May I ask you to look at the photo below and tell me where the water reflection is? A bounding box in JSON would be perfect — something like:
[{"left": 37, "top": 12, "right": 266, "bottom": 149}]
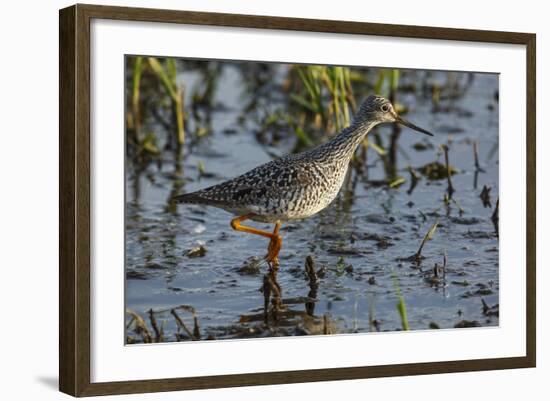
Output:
[{"left": 125, "top": 58, "right": 500, "bottom": 343}]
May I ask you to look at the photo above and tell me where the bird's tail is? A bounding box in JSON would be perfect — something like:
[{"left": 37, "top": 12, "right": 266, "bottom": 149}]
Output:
[
  {"left": 172, "top": 192, "right": 205, "bottom": 204},
  {"left": 172, "top": 191, "right": 227, "bottom": 207}
]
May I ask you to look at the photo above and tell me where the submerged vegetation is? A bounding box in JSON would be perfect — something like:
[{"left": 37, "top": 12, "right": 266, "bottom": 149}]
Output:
[{"left": 125, "top": 57, "right": 500, "bottom": 343}]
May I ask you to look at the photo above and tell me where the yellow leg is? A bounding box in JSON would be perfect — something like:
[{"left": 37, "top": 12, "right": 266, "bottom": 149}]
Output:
[{"left": 230, "top": 215, "right": 283, "bottom": 266}]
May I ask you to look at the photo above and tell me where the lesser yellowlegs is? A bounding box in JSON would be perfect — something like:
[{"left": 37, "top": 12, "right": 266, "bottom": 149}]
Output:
[{"left": 174, "top": 95, "right": 434, "bottom": 266}]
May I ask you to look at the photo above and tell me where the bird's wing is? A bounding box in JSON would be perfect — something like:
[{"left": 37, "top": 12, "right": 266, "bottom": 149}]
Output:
[{"left": 173, "top": 155, "right": 319, "bottom": 206}]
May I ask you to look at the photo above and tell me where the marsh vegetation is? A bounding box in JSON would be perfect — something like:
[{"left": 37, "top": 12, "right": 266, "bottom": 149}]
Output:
[{"left": 124, "top": 56, "right": 499, "bottom": 343}]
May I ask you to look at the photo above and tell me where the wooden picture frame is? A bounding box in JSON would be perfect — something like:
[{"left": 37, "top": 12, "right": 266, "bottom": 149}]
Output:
[{"left": 59, "top": 3, "right": 536, "bottom": 396}]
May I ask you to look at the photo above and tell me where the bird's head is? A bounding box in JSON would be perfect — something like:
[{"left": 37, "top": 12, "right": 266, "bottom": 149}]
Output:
[{"left": 355, "top": 95, "right": 433, "bottom": 136}]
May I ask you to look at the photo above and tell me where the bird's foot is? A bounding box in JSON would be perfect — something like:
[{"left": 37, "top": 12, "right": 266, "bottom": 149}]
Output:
[{"left": 264, "top": 235, "right": 282, "bottom": 268}]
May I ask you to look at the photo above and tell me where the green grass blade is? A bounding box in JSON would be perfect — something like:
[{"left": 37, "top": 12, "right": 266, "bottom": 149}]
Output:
[
  {"left": 391, "top": 69, "right": 400, "bottom": 92},
  {"left": 131, "top": 56, "right": 144, "bottom": 140},
  {"left": 148, "top": 57, "right": 178, "bottom": 100},
  {"left": 294, "top": 126, "right": 314, "bottom": 147},
  {"left": 396, "top": 295, "right": 410, "bottom": 331},
  {"left": 290, "top": 93, "right": 318, "bottom": 113},
  {"left": 392, "top": 273, "right": 410, "bottom": 331}
]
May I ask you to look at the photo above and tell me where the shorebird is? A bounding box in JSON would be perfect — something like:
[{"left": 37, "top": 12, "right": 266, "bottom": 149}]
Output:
[{"left": 174, "top": 95, "right": 433, "bottom": 267}]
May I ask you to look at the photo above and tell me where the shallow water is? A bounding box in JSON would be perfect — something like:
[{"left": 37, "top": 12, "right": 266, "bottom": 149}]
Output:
[{"left": 125, "top": 63, "right": 499, "bottom": 342}]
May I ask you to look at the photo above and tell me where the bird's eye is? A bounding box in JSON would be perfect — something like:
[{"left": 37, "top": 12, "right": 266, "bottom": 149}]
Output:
[{"left": 380, "top": 103, "right": 390, "bottom": 112}]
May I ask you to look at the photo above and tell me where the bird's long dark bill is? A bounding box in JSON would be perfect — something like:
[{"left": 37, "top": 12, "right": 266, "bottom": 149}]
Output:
[{"left": 395, "top": 115, "right": 434, "bottom": 136}]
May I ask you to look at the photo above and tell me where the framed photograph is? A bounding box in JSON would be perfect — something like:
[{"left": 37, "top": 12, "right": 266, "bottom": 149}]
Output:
[{"left": 59, "top": 4, "right": 536, "bottom": 397}]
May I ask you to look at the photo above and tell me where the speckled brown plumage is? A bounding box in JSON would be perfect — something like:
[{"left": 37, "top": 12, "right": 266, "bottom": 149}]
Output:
[{"left": 174, "top": 95, "right": 433, "bottom": 223}]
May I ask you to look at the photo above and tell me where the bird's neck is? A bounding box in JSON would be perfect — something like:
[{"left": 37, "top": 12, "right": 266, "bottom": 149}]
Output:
[{"left": 321, "top": 120, "right": 379, "bottom": 162}]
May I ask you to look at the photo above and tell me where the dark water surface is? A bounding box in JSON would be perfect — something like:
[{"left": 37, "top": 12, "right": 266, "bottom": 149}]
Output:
[{"left": 125, "top": 64, "right": 499, "bottom": 342}]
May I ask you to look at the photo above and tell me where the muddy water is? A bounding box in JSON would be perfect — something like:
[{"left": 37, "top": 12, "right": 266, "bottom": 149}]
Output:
[{"left": 125, "top": 63, "right": 499, "bottom": 341}]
